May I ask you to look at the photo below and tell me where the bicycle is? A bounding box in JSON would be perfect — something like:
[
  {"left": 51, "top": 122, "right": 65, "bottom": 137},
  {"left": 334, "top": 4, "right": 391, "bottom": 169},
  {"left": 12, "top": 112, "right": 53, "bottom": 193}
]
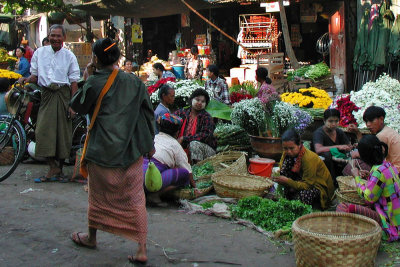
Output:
[{"left": 0, "top": 82, "right": 87, "bottom": 182}]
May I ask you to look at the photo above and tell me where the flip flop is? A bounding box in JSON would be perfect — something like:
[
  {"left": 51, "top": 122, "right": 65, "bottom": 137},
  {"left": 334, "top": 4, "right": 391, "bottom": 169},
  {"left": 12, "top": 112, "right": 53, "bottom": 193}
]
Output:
[
  {"left": 34, "top": 176, "right": 58, "bottom": 183},
  {"left": 57, "top": 174, "right": 69, "bottom": 183},
  {"left": 128, "top": 255, "right": 147, "bottom": 265},
  {"left": 70, "top": 232, "right": 96, "bottom": 249}
]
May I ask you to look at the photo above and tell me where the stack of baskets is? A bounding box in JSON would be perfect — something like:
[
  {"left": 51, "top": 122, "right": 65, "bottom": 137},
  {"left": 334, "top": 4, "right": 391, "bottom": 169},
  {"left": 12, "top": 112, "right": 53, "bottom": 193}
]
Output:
[
  {"left": 292, "top": 212, "right": 381, "bottom": 267},
  {"left": 172, "top": 151, "right": 247, "bottom": 200},
  {"left": 211, "top": 155, "right": 273, "bottom": 199},
  {"left": 335, "top": 176, "right": 366, "bottom": 206}
]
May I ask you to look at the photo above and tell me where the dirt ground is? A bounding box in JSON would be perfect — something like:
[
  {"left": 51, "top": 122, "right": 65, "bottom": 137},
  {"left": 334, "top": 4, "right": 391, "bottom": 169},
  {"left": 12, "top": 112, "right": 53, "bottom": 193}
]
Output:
[{"left": 0, "top": 161, "right": 391, "bottom": 267}]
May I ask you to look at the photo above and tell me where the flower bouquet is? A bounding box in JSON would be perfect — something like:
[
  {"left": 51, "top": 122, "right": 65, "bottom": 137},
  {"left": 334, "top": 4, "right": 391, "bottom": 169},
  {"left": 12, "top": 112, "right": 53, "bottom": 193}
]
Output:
[
  {"left": 330, "top": 94, "right": 359, "bottom": 127},
  {"left": 349, "top": 74, "right": 400, "bottom": 133},
  {"left": 281, "top": 87, "right": 332, "bottom": 109}
]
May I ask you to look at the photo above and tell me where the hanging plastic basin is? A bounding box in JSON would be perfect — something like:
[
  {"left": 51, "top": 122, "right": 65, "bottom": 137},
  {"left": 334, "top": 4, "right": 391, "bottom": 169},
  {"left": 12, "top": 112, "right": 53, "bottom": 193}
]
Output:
[
  {"left": 248, "top": 158, "right": 275, "bottom": 177},
  {"left": 172, "top": 64, "right": 184, "bottom": 79}
]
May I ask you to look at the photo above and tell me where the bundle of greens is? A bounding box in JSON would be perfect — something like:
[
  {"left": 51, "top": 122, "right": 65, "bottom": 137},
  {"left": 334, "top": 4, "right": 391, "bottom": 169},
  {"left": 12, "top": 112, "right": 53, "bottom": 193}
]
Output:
[
  {"left": 192, "top": 162, "right": 214, "bottom": 179},
  {"left": 231, "top": 196, "right": 313, "bottom": 236},
  {"left": 301, "top": 107, "right": 325, "bottom": 119},
  {"left": 287, "top": 62, "right": 330, "bottom": 82},
  {"left": 214, "top": 123, "right": 250, "bottom": 152}
]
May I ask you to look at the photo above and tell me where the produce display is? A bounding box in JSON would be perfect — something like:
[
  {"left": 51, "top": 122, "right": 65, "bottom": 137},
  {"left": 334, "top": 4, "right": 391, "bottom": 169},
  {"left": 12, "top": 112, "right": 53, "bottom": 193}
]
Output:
[
  {"left": 231, "top": 196, "right": 313, "bottom": 237},
  {"left": 214, "top": 123, "right": 250, "bottom": 152},
  {"left": 0, "top": 69, "right": 22, "bottom": 79},
  {"left": 350, "top": 74, "right": 400, "bottom": 133},
  {"left": 192, "top": 162, "right": 214, "bottom": 179},
  {"left": 229, "top": 82, "right": 258, "bottom": 104},
  {"left": 287, "top": 62, "right": 330, "bottom": 82},
  {"left": 0, "top": 48, "right": 17, "bottom": 63},
  {"left": 140, "top": 55, "right": 171, "bottom": 78},
  {"left": 281, "top": 87, "right": 332, "bottom": 109}
]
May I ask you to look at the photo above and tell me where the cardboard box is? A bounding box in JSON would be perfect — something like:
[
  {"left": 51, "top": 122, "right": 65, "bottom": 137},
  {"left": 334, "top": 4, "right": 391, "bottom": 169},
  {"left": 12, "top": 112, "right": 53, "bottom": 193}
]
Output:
[{"left": 230, "top": 67, "right": 246, "bottom": 84}]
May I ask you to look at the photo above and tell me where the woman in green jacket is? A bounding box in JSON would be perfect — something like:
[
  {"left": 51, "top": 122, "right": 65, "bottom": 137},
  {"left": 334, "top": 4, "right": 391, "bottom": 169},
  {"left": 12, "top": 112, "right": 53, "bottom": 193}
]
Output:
[{"left": 273, "top": 129, "right": 335, "bottom": 209}]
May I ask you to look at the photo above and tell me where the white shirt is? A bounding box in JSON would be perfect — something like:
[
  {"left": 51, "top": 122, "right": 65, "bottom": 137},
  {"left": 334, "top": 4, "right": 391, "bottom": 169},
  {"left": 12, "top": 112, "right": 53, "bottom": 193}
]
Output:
[
  {"left": 153, "top": 132, "right": 192, "bottom": 173},
  {"left": 30, "top": 46, "right": 80, "bottom": 87}
]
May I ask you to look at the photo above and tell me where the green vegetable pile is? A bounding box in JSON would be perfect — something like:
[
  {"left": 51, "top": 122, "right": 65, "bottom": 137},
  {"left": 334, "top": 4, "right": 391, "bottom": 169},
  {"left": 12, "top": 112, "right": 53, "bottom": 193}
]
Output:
[
  {"left": 199, "top": 200, "right": 222, "bottom": 209},
  {"left": 214, "top": 123, "right": 251, "bottom": 152},
  {"left": 287, "top": 62, "right": 330, "bottom": 82},
  {"left": 192, "top": 162, "right": 214, "bottom": 179},
  {"left": 301, "top": 107, "right": 325, "bottom": 119},
  {"left": 231, "top": 196, "right": 313, "bottom": 236},
  {"left": 196, "top": 180, "right": 213, "bottom": 189}
]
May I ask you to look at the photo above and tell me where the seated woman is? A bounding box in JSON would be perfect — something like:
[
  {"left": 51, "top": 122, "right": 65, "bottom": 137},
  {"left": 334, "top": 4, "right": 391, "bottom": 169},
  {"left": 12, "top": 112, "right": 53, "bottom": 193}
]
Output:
[
  {"left": 14, "top": 47, "right": 30, "bottom": 77},
  {"left": 256, "top": 67, "right": 279, "bottom": 103},
  {"left": 153, "top": 62, "right": 175, "bottom": 80},
  {"left": 174, "top": 88, "right": 216, "bottom": 162},
  {"left": 143, "top": 113, "right": 196, "bottom": 204},
  {"left": 273, "top": 129, "right": 335, "bottom": 210},
  {"left": 313, "top": 108, "right": 352, "bottom": 184},
  {"left": 336, "top": 135, "right": 400, "bottom": 242},
  {"left": 154, "top": 84, "right": 175, "bottom": 134}
]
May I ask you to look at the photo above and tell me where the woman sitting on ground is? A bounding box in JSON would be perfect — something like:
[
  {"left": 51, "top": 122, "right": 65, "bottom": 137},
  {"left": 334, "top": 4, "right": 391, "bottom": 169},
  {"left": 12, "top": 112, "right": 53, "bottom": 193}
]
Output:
[
  {"left": 273, "top": 128, "right": 335, "bottom": 210},
  {"left": 337, "top": 135, "right": 400, "bottom": 242},
  {"left": 313, "top": 108, "right": 352, "bottom": 185},
  {"left": 174, "top": 88, "right": 216, "bottom": 162},
  {"left": 143, "top": 113, "right": 197, "bottom": 205}
]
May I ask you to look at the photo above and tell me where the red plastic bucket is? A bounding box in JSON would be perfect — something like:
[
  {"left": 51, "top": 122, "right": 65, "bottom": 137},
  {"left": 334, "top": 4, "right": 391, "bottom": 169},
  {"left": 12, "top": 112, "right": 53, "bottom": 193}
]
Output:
[{"left": 248, "top": 158, "right": 275, "bottom": 177}]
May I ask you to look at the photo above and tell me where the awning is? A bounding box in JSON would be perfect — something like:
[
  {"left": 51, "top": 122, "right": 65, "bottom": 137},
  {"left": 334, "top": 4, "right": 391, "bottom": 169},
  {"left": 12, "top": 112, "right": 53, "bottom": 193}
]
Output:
[
  {"left": 0, "top": 14, "right": 15, "bottom": 23},
  {"left": 75, "top": 0, "right": 218, "bottom": 18}
]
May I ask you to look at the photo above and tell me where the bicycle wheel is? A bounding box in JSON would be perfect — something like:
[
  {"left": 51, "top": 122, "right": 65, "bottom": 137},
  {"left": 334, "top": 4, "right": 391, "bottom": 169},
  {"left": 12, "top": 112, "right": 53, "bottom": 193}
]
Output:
[
  {"left": 0, "top": 115, "right": 27, "bottom": 182},
  {"left": 68, "top": 115, "right": 87, "bottom": 165}
]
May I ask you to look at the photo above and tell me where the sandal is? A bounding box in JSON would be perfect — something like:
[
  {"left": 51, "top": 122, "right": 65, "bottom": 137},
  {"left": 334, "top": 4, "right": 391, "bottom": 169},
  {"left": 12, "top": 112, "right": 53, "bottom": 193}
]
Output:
[
  {"left": 57, "top": 174, "right": 69, "bottom": 183},
  {"left": 70, "top": 232, "right": 96, "bottom": 249},
  {"left": 34, "top": 176, "right": 58, "bottom": 183}
]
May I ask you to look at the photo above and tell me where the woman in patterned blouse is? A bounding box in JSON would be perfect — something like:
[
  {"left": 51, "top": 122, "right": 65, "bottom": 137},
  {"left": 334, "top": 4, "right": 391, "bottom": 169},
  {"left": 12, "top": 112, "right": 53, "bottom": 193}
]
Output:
[
  {"left": 184, "top": 46, "right": 203, "bottom": 80},
  {"left": 337, "top": 134, "right": 400, "bottom": 241}
]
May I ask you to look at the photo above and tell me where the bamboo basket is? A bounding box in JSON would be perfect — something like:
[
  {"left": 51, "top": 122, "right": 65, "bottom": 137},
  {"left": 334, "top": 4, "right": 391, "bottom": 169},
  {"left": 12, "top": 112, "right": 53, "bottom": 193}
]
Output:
[
  {"left": 0, "top": 146, "right": 14, "bottom": 165},
  {"left": 336, "top": 176, "right": 357, "bottom": 191},
  {"left": 171, "top": 177, "right": 214, "bottom": 200},
  {"left": 212, "top": 173, "right": 273, "bottom": 199},
  {"left": 193, "top": 151, "right": 247, "bottom": 180},
  {"left": 335, "top": 189, "right": 367, "bottom": 206},
  {"left": 292, "top": 212, "right": 381, "bottom": 267},
  {"left": 172, "top": 152, "right": 248, "bottom": 200}
]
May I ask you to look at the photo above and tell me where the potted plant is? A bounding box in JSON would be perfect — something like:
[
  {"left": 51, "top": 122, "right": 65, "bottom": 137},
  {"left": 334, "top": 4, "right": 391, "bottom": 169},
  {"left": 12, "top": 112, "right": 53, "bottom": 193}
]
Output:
[{"left": 231, "top": 97, "right": 312, "bottom": 160}]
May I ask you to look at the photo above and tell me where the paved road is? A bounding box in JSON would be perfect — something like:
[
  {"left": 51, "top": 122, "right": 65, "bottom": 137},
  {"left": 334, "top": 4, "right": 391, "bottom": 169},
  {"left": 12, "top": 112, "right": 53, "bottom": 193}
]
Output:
[{"left": 0, "top": 162, "right": 389, "bottom": 266}]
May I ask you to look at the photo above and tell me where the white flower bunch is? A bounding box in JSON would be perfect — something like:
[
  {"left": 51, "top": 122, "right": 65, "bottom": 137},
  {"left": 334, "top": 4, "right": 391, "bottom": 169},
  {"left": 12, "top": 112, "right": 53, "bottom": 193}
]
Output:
[
  {"left": 350, "top": 74, "right": 400, "bottom": 133},
  {"left": 150, "top": 80, "right": 213, "bottom": 105},
  {"left": 272, "top": 102, "right": 298, "bottom": 131},
  {"left": 231, "top": 98, "right": 266, "bottom": 136}
]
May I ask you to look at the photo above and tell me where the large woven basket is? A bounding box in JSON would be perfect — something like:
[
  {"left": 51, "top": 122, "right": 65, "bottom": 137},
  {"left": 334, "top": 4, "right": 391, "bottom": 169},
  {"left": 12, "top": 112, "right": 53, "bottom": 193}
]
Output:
[
  {"left": 336, "top": 176, "right": 356, "bottom": 191},
  {"left": 193, "top": 151, "right": 247, "bottom": 180},
  {"left": 335, "top": 189, "right": 367, "bottom": 206},
  {"left": 212, "top": 173, "right": 273, "bottom": 199},
  {"left": 292, "top": 212, "right": 381, "bottom": 267},
  {"left": 0, "top": 146, "right": 15, "bottom": 165}
]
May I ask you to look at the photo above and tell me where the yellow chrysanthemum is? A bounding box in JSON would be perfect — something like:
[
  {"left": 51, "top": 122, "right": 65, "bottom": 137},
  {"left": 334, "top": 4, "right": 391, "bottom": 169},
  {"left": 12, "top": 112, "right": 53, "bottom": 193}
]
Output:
[{"left": 280, "top": 87, "right": 332, "bottom": 109}]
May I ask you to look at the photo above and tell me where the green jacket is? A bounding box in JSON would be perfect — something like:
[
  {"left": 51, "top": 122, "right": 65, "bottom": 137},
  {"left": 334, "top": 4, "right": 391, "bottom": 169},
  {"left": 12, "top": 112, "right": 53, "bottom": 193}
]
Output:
[
  {"left": 279, "top": 148, "right": 335, "bottom": 209},
  {"left": 71, "top": 69, "right": 155, "bottom": 168}
]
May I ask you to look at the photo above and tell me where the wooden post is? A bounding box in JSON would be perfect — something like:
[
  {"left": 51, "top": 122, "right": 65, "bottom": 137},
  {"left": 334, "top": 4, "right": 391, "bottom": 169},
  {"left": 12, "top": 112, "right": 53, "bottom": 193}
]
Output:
[{"left": 278, "top": 0, "right": 299, "bottom": 69}]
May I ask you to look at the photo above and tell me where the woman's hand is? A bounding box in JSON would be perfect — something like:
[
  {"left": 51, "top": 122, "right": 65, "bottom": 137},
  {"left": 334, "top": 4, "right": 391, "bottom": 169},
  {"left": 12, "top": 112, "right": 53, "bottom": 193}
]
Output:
[
  {"left": 359, "top": 170, "right": 369, "bottom": 179},
  {"left": 350, "top": 150, "right": 360, "bottom": 159},
  {"left": 337, "top": 144, "right": 352, "bottom": 151},
  {"left": 347, "top": 124, "right": 360, "bottom": 134},
  {"left": 272, "top": 175, "right": 289, "bottom": 185},
  {"left": 351, "top": 168, "right": 360, "bottom": 177}
]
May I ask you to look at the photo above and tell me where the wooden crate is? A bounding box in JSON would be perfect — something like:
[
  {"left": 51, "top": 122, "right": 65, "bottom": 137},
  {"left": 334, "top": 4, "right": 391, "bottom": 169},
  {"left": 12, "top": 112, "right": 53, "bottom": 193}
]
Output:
[
  {"left": 310, "top": 75, "right": 336, "bottom": 92},
  {"left": 257, "top": 52, "right": 284, "bottom": 74}
]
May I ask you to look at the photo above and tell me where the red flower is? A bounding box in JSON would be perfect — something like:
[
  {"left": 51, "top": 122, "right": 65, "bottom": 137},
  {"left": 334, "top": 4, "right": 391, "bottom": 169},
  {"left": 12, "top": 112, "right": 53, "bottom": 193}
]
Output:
[
  {"left": 147, "top": 77, "right": 176, "bottom": 95},
  {"left": 335, "top": 95, "right": 360, "bottom": 127},
  {"left": 230, "top": 92, "right": 253, "bottom": 103}
]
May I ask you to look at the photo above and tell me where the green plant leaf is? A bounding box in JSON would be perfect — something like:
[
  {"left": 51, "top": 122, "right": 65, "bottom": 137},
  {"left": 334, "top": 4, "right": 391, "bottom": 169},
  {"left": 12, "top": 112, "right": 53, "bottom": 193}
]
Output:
[{"left": 205, "top": 99, "right": 232, "bottom": 120}]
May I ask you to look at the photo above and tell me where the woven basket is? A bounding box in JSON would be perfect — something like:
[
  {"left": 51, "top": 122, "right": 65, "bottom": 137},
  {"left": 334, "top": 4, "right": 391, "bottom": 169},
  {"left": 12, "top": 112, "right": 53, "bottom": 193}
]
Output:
[
  {"left": 212, "top": 173, "right": 273, "bottom": 199},
  {"left": 292, "top": 212, "right": 381, "bottom": 267},
  {"left": 171, "top": 177, "right": 213, "bottom": 200},
  {"left": 335, "top": 189, "right": 367, "bottom": 206},
  {"left": 193, "top": 151, "right": 247, "bottom": 180},
  {"left": 0, "top": 146, "right": 15, "bottom": 165},
  {"left": 336, "top": 176, "right": 357, "bottom": 191}
]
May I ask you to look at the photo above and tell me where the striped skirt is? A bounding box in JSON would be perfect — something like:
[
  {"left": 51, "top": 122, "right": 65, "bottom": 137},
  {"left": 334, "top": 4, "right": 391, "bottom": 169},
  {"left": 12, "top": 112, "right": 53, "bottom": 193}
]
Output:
[{"left": 87, "top": 157, "right": 147, "bottom": 243}]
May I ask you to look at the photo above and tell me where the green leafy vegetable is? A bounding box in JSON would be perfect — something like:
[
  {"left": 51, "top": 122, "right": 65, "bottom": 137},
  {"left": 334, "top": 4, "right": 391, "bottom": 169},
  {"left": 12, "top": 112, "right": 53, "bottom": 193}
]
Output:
[
  {"left": 199, "top": 200, "right": 222, "bottom": 209},
  {"left": 205, "top": 99, "right": 232, "bottom": 120},
  {"left": 231, "top": 196, "right": 313, "bottom": 237},
  {"left": 192, "top": 162, "right": 214, "bottom": 179}
]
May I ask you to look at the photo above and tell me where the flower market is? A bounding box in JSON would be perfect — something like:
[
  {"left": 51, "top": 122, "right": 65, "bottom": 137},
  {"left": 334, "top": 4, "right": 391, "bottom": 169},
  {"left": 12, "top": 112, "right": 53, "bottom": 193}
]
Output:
[{"left": 2, "top": 0, "right": 400, "bottom": 266}]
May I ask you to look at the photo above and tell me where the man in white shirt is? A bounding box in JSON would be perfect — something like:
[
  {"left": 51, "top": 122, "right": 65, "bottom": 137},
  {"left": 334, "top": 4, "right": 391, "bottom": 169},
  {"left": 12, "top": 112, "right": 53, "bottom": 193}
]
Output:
[{"left": 19, "top": 24, "right": 80, "bottom": 182}]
